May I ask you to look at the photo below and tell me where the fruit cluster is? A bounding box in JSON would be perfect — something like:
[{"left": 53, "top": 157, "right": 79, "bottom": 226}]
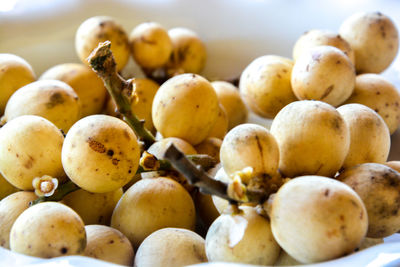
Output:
[{"left": 0, "top": 10, "right": 399, "bottom": 267}]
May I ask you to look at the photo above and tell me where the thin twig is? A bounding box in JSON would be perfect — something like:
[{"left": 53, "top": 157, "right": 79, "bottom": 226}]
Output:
[
  {"left": 30, "top": 180, "right": 80, "bottom": 205},
  {"left": 164, "top": 144, "right": 265, "bottom": 203},
  {"left": 87, "top": 41, "right": 156, "bottom": 148}
]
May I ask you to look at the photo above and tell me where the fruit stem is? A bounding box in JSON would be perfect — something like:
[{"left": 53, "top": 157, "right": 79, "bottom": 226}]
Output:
[
  {"left": 137, "top": 153, "right": 218, "bottom": 173},
  {"left": 164, "top": 144, "right": 265, "bottom": 203},
  {"left": 87, "top": 41, "right": 156, "bottom": 148},
  {"left": 30, "top": 180, "right": 80, "bottom": 205}
]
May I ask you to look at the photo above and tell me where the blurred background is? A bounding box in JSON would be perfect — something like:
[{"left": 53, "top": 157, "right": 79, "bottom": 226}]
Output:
[
  {"left": 1, "top": 0, "right": 400, "bottom": 78},
  {"left": 1, "top": 0, "right": 400, "bottom": 159}
]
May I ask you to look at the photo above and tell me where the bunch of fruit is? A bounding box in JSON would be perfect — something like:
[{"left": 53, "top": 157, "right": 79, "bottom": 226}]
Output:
[{"left": 0, "top": 10, "right": 399, "bottom": 267}]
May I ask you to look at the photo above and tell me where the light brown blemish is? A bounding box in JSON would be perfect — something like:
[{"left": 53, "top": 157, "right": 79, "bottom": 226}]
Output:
[
  {"left": 46, "top": 92, "right": 65, "bottom": 108},
  {"left": 87, "top": 137, "right": 106, "bottom": 153}
]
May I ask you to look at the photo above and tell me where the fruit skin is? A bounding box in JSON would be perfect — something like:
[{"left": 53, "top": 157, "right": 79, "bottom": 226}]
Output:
[
  {"left": 0, "top": 53, "right": 36, "bottom": 114},
  {"left": 0, "top": 191, "right": 37, "bottom": 249},
  {"left": 61, "top": 188, "right": 123, "bottom": 225},
  {"left": 111, "top": 177, "right": 196, "bottom": 249},
  {"left": 343, "top": 74, "right": 400, "bottom": 134},
  {"left": 167, "top": 27, "right": 207, "bottom": 74},
  {"left": 106, "top": 78, "right": 159, "bottom": 132},
  {"left": 40, "top": 63, "right": 107, "bottom": 118},
  {"left": 205, "top": 206, "right": 280, "bottom": 265},
  {"left": 0, "top": 115, "right": 65, "bottom": 190},
  {"left": 339, "top": 11, "right": 399, "bottom": 74},
  {"left": 220, "top": 123, "right": 279, "bottom": 182},
  {"left": 291, "top": 45, "right": 355, "bottom": 107},
  {"left": 10, "top": 202, "right": 86, "bottom": 258},
  {"left": 212, "top": 81, "right": 248, "bottom": 129},
  {"left": 3, "top": 79, "right": 81, "bottom": 133},
  {"left": 239, "top": 55, "right": 297, "bottom": 118},
  {"left": 152, "top": 73, "right": 219, "bottom": 145},
  {"left": 135, "top": 228, "right": 206, "bottom": 267},
  {"left": 129, "top": 22, "right": 173, "bottom": 69},
  {"left": 270, "top": 100, "right": 349, "bottom": 178},
  {"left": 270, "top": 176, "right": 368, "bottom": 264},
  {"left": 292, "top": 29, "right": 355, "bottom": 65},
  {"left": 75, "top": 16, "right": 130, "bottom": 71},
  {"left": 62, "top": 115, "right": 140, "bottom": 193},
  {"left": 84, "top": 225, "right": 134, "bottom": 266},
  {"left": 337, "top": 163, "right": 400, "bottom": 238},
  {"left": 337, "top": 103, "right": 390, "bottom": 169},
  {"left": 0, "top": 173, "right": 18, "bottom": 200}
]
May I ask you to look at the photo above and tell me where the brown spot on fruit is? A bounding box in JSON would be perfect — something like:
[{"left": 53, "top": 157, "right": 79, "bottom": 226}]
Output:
[
  {"left": 107, "top": 149, "right": 114, "bottom": 156},
  {"left": 60, "top": 247, "right": 68, "bottom": 254},
  {"left": 321, "top": 85, "right": 334, "bottom": 99},
  {"left": 87, "top": 137, "right": 106, "bottom": 153},
  {"left": 24, "top": 156, "right": 35, "bottom": 169},
  {"left": 324, "top": 189, "right": 330, "bottom": 197},
  {"left": 112, "top": 158, "right": 120, "bottom": 165},
  {"left": 46, "top": 92, "right": 65, "bottom": 108},
  {"left": 123, "top": 130, "right": 131, "bottom": 140}
]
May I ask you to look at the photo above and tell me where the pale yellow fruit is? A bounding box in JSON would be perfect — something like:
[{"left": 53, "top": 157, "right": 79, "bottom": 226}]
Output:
[
  {"left": 211, "top": 167, "right": 231, "bottom": 214},
  {"left": 84, "top": 225, "right": 134, "bottom": 266},
  {"left": 111, "top": 177, "right": 196, "bottom": 249},
  {"left": 205, "top": 206, "right": 280, "bottom": 265},
  {"left": 0, "top": 115, "right": 64, "bottom": 190},
  {"left": 10, "top": 202, "right": 86, "bottom": 258},
  {"left": 62, "top": 115, "right": 140, "bottom": 193},
  {"left": 337, "top": 103, "right": 390, "bottom": 168},
  {"left": 0, "top": 191, "right": 37, "bottom": 248},
  {"left": 194, "top": 137, "right": 222, "bottom": 162},
  {"left": 193, "top": 191, "right": 220, "bottom": 228},
  {"left": 339, "top": 11, "right": 399, "bottom": 73},
  {"left": 291, "top": 46, "right": 355, "bottom": 107},
  {"left": 135, "top": 228, "right": 206, "bottom": 267},
  {"left": 293, "top": 29, "right": 355, "bottom": 65},
  {"left": 0, "top": 173, "right": 18, "bottom": 200},
  {"left": 239, "top": 55, "right": 297, "bottom": 118},
  {"left": 3, "top": 79, "right": 81, "bottom": 132},
  {"left": 130, "top": 22, "right": 172, "bottom": 69},
  {"left": 40, "top": 63, "right": 107, "bottom": 117},
  {"left": 147, "top": 137, "right": 197, "bottom": 159},
  {"left": 220, "top": 123, "right": 279, "bottom": 181},
  {"left": 337, "top": 163, "right": 400, "bottom": 238},
  {"left": 270, "top": 100, "right": 349, "bottom": 178},
  {"left": 385, "top": 161, "right": 400, "bottom": 172},
  {"left": 211, "top": 81, "right": 248, "bottom": 129},
  {"left": 61, "top": 188, "right": 123, "bottom": 225},
  {"left": 207, "top": 104, "right": 228, "bottom": 139},
  {"left": 274, "top": 250, "right": 303, "bottom": 266},
  {"left": 0, "top": 54, "right": 35, "bottom": 114},
  {"left": 106, "top": 78, "right": 159, "bottom": 131},
  {"left": 357, "top": 237, "right": 384, "bottom": 251},
  {"left": 167, "top": 27, "right": 207, "bottom": 74},
  {"left": 270, "top": 176, "right": 367, "bottom": 264},
  {"left": 152, "top": 74, "right": 219, "bottom": 145},
  {"left": 344, "top": 73, "right": 400, "bottom": 134},
  {"left": 75, "top": 16, "right": 130, "bottom": 71}
]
